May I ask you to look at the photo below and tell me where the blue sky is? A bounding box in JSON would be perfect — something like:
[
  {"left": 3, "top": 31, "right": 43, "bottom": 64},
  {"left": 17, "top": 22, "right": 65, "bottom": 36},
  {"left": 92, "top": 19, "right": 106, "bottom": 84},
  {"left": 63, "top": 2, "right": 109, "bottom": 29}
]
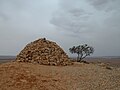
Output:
[{"left": 0, "top": 0, "right": 120, "bottom": 56}]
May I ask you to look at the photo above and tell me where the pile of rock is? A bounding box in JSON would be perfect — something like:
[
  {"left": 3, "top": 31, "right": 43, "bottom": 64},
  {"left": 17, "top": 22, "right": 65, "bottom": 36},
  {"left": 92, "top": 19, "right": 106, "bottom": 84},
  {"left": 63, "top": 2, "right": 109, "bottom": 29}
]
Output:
[{"left": 16, "top": 38, "right": 72, "bottom": 66}]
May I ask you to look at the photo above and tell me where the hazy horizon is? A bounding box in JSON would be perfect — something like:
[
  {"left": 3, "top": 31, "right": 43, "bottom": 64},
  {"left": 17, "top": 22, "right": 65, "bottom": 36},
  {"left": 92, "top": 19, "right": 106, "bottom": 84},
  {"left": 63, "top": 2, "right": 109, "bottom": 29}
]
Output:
[
  {"left": 0, "top": 0, "right": 120, "bottom": 56},
  {"left": 0, "top": 55, "right": 120, "bottom": 58}
]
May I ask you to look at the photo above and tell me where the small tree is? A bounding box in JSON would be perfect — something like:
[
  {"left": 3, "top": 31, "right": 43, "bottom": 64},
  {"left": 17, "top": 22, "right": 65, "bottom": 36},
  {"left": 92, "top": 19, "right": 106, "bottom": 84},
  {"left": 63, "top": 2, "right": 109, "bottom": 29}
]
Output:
[{"left": 69, "top": 44, "right": 94, "bottom": 62}]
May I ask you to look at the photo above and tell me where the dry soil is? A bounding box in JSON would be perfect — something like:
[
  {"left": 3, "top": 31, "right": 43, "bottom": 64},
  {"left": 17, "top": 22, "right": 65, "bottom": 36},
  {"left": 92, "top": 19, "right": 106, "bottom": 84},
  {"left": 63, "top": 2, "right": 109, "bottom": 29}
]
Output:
[{"left": 0, "top": 61, "right": 120, "bottom": 90}]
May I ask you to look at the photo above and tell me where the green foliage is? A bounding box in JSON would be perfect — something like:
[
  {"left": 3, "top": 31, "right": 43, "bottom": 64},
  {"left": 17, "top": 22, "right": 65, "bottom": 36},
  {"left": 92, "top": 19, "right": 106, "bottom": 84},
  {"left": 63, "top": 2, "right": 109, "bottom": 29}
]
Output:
[{"left": 69, "top": 44, "right": 94, "bottom": 62}]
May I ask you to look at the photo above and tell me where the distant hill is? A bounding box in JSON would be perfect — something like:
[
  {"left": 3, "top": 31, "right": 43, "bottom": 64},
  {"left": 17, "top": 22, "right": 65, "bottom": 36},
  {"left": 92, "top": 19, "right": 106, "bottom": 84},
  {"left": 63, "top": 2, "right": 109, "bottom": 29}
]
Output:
[
  {"left": 0, "top": 56, "right": 16, "bottom": 60},
  {"left": 70, "top": 56, "right": 120, "bottom": 59}
]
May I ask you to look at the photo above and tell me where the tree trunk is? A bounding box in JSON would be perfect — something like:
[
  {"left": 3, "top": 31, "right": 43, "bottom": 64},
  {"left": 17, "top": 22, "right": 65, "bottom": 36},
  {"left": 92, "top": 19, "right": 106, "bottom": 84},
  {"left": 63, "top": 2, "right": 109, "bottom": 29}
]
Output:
[
  {"left": 79, "top": 55, "right": 82, "bottom": 62},
  {"left": 77, "top": 53, "right": 80, "bottom": 62},
  {"left": 78, "top": 53, "right": 84, "bottom": 62}
]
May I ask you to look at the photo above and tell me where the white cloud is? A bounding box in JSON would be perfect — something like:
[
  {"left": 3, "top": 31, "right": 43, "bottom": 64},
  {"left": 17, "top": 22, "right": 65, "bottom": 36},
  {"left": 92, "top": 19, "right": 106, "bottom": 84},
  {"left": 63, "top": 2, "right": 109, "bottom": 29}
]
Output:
[
  {"left": 87, "top": 0, "right": 120, "bottom": 12},
  {"left": 51, "top": 0, "right": 95, "bottom": 36},
  {"left": 50, "top": 0, "right": 120, "bottom": 56},
  {"left": 0, "top": 0, "right": 59, "bottom": 55},
  {"left": 0, "top": 0, "right": 120, "bottom": 56}
]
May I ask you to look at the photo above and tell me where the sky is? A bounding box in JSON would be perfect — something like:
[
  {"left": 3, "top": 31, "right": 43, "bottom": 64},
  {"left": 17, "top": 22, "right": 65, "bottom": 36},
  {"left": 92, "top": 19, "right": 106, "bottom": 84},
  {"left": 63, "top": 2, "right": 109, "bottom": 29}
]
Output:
[{"left": 0, "top": 0, "right": 120, "bottom": 56}]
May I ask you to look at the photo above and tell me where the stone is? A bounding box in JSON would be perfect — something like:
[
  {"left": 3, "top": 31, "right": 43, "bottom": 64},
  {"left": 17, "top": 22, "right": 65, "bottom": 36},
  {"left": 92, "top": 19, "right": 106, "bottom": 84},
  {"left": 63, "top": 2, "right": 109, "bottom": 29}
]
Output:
[{"left": 16, "top": 38, "right": 72, "bottom": 66}]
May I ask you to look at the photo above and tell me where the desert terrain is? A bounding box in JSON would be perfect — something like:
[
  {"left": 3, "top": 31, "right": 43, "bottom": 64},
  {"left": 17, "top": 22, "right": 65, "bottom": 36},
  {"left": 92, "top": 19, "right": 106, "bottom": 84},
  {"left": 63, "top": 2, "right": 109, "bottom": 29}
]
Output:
[{"left": 0, "top": 59, "right": 120, "bottom": 90}]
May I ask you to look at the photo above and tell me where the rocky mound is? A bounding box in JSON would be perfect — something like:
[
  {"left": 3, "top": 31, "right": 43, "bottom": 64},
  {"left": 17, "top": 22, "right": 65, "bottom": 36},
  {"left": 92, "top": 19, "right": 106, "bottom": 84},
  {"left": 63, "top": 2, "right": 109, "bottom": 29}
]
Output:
[{"left": 16, "top": 38, "right": 72, "bottom": 65}]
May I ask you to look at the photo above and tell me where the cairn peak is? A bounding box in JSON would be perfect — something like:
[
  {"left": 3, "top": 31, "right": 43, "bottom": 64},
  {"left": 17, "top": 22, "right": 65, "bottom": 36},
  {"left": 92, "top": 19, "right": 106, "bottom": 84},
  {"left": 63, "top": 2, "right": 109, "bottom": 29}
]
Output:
[{"left": 16, "top": 38, "right": 72, "bottom": 66}]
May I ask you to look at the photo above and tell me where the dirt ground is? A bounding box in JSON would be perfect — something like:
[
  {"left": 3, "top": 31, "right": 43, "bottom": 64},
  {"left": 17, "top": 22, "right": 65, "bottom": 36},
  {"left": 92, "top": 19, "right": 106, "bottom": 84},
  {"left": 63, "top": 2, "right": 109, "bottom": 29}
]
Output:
[{"left": 0, "top": 61, "right": 120, "bottom": 90}]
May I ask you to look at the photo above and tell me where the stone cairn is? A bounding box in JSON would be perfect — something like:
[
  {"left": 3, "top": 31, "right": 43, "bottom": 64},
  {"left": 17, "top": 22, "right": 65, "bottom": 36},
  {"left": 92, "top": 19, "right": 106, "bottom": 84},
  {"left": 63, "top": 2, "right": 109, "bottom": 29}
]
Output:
[{"left": 16, "top": 38, "right": 72, "bottom": 66}]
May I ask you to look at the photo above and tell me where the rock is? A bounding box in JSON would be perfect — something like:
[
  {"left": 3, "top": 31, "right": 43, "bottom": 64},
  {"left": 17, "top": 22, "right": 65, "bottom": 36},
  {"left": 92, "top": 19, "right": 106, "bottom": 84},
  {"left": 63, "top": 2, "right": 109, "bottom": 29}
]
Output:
[
  {"left": 16, "top": 38, "right": 72, "bottom": 66},
  {"left": 105, "top": 66, "right": 113, "bottom": 70}
]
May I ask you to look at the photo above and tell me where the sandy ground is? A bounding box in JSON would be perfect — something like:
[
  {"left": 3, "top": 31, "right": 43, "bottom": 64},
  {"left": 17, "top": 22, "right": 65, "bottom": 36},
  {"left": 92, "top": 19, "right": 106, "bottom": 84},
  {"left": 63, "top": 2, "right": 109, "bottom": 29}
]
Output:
[
  {"left": 79, "top": 58, "right": 120, "bottom": 68},
  {"left": 0, "top": 61, "right": 120, "bottom": 90}
]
